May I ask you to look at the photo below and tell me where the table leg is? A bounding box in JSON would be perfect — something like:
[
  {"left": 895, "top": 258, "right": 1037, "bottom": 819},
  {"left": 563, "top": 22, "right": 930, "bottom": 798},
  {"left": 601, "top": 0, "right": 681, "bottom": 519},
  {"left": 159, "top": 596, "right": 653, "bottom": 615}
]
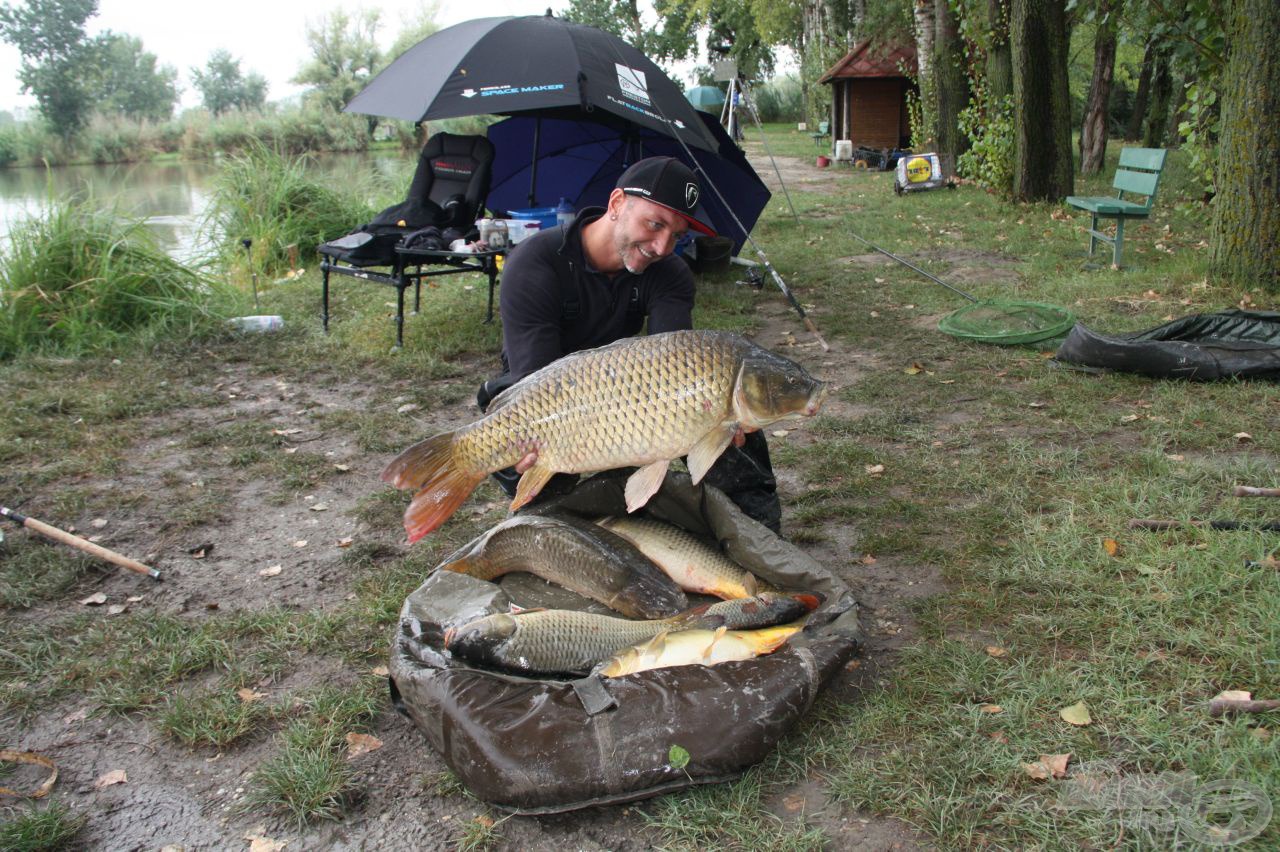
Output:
[
  {"left": 485, "top": 259, "right": 498, "bottom": 323},
  {"left": 395, "top": 284, "right": 406, "bottom": 349},
  {"left": 321, "top": 261, "right": 331, "bottom": 333},
  {"left": 413, "top": 264, "right": 422, "bottom": 315}
]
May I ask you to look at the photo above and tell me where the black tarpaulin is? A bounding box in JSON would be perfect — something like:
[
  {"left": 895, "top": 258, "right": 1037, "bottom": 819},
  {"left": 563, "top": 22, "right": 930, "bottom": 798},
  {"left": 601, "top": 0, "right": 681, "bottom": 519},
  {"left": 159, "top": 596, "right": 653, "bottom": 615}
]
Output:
[{"left": 1054, "top": 310, "right": 1280, "bottom": 380}]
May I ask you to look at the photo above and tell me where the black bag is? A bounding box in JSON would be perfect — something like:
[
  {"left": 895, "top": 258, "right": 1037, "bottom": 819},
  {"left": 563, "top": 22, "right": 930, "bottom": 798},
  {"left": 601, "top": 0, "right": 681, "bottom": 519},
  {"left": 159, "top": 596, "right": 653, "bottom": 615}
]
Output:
[{"left": 389, "top": 471, "right": 862, "bottom": 814}]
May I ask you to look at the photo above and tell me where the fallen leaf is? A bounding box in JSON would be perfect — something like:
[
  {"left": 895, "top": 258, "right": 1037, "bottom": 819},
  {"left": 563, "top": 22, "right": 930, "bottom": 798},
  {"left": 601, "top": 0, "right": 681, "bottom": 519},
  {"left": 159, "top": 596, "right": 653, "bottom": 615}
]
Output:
[
  {"left": 1165, "top": 453, "right": 1184, "bottom": 461},
  {"left": 771, "top": 429, "right": 790, "bottom": 438},
  {"left": 245, "top": 828, "right": 288, "bottom": 852},
  {"left": 1060, "top": 701, "right": 1092, "bottom": 726},
  {"left": 372, "top": 666, "right": 390, "bottom": 677},
  {"left": 1213, "top": 689, "right": 1252, "bottom": 702},
  {"left": 336, "top": 537, "right": 354, "bottom": 548},
  {"left": 237, "top": 688, "right": 265, "bottom": 703},
  {"left": 91, "top": 518, "right": 108, "bottom": 529},
  {"left": 859, "top": 554, "right": 877, "bottom": 565},
  {"left": 283, "top": 447, "right": 298, "bottom": 454},
  {"left": 1102, "top": 538, "right": 1120, "bottom": 557},
  {"left": 782, "top": 793, "right": 806, "bottom": 812},
  {"left": 980, "top": 704, "right": 1003, "bottom": 714},
  {"left": 346, "top": 732, "right": 384, "bottom": 759},
  {"left": 989, "top": 731, "right": 1009, "bottom": 744},
  {"left": 309, "top": 504, "right": 328, "bottom": 512},
  {"left": 271, "top": 428, "right": 303, "bottom": 436},
  {"left": 1023, "top": 753, "right": 1071, "bottom": 780},
  {"left": 93, "top": 769, "right": 127, "bottom": 789},
  {"left": 1234, "top": 432, "right": 1253, "bottom": 443},
  {"left": 334, "top": 464, "right": 350, "bottom": 472},
  {"left": 79, "top": 593, "right": 107, "bottom": 606},
  {"left": 865, "top": 464, "right": 885, "bottom": 476},
  {"left": 1120, "top": 414, "right": 1141, "bottom": 423},
  {"left": 985, "top": 645, "right": 1007, "bottom": 658},
  {"left": 292, "top": 540, "right": 307, "bottom": 548},
  {"left": 126, "top": 595, "right": 144, "bottom": 603},
  {"left": 1028, "top": 401, "right": 1046, "bottom": 409},
  {"left": 106, "top": 604, "right": 126, "bottom": 616},
  {"left": 63, "top": 707, "right": 89, "bottom": 724},
  {"left": 259, "top": 565, "right": 283, "bottom": 577},
  {"left": 1252, "top": 727, "right": 1272, "bottom": 742},
  {"left": 904, "top": 364, "right": 924, "bottom": 375},
  {"left": 397, "top": 403, "right": 419, "bottom": 414}
]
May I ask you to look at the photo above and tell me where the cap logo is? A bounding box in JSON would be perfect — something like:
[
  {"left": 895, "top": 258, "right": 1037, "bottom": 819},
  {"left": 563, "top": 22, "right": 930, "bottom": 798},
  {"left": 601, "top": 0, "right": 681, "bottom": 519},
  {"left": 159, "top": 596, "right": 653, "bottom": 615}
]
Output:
[{"left": 685, "top": 183, "right": 699, "bottom": 209}]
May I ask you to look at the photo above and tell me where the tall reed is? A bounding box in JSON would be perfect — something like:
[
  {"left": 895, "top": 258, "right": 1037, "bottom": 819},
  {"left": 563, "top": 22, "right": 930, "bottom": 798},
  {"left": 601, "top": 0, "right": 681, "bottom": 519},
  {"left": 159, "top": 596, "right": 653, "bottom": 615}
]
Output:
[
  {"left": 203, "top": 144, "right": 374, "bottom": 276},
  {"left": 0, "top": 197, "right": 236, "bottom": 359}
]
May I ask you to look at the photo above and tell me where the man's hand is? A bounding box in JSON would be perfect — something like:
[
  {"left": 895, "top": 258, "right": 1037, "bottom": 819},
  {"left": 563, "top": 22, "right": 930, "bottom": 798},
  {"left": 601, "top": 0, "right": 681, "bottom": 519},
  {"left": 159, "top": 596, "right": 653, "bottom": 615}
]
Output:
[
  {"left": 514, "top": 451, "right": 539, "bottom": 473},
  {"left": 732, "top": 427, "right": 747, "bottom": 448}
]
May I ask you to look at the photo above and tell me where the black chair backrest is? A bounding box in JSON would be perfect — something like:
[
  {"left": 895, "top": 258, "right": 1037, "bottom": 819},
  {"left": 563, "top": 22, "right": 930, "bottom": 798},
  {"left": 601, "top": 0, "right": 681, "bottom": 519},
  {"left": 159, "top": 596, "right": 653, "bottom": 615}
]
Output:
[{"left": 408, "top": 133, "right": 495, "bottom": 226}]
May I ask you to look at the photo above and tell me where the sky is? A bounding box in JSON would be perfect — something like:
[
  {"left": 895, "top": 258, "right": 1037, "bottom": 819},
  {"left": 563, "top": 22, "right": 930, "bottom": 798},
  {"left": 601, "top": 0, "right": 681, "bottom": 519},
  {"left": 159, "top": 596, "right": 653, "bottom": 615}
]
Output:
[{"left": 0, "top": 0, "right": 577, "bottom": 114}]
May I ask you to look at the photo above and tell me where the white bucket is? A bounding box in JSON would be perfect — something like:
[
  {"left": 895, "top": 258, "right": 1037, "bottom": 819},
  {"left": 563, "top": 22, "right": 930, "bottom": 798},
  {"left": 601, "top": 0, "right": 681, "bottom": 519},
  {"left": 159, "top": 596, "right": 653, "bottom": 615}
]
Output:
[{"left": 834, "top": 140, "right": 853, "bottom": 161}]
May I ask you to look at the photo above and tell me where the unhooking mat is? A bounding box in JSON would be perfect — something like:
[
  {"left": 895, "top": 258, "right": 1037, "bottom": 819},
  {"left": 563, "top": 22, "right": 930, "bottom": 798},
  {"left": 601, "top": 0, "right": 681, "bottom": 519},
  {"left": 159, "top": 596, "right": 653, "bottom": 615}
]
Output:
[
  {"left": 1053, "top": 309, "right": 1280, "bottom": 381},
  {"left": 389, "top": 470, "right": 862, "bottom": 814}
]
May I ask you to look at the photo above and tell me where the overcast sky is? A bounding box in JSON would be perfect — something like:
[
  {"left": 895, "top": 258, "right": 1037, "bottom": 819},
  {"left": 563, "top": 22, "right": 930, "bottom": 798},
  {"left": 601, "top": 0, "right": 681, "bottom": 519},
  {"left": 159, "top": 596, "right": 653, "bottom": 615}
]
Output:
[{"left": 0, "top": 0, "right": 578, "bottom": 114}]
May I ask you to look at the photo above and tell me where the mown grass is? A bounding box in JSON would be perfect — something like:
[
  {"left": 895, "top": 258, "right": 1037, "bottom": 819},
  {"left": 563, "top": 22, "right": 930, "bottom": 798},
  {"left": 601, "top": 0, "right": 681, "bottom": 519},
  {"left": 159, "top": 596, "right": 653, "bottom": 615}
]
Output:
[
  {"left": 1, "top": 125, "right": 1276, "bottom": 846},
  {"left": 0, "top": 801, "right": 86, "bottom": 851}
]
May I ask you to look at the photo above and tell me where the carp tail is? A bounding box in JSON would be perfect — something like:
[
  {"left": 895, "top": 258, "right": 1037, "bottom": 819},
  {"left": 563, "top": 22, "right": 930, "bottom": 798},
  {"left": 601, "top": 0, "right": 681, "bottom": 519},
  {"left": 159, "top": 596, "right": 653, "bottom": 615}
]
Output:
[{"left": 383, "top": 432, "right": 484, "bottom": 542}]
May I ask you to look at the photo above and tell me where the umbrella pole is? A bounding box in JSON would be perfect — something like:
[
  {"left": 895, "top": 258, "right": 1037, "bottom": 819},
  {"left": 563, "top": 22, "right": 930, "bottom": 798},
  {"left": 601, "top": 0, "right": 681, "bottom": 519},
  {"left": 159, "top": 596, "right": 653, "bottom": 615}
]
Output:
[{"left": 527, "top": 118, "right": 541, "bottom": 207}]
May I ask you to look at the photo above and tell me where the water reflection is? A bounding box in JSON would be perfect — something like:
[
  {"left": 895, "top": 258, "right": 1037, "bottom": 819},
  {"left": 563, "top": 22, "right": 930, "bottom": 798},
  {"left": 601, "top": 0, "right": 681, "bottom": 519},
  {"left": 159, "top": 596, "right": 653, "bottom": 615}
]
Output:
[{"left": 0, "top": 152, "right": 411, "bottom": 262}]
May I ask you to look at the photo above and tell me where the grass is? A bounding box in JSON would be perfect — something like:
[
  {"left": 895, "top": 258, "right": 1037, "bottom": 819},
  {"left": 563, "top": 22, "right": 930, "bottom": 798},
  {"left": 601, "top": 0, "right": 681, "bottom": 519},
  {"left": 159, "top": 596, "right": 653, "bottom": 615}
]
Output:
[
  {"left": 0, "top": 801, "right": 86, "bottom": 851},
  {"left": 0, "top": 195, "right": 239, "bottom": 359},
  {"left": 0, "top": 125, "right": 1276, "bottom": 846}
]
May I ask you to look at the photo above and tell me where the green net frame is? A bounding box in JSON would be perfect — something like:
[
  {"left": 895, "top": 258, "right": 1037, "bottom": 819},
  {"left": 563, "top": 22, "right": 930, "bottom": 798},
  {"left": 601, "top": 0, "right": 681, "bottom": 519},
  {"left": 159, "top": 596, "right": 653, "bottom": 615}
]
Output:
[{"left": 937, "top": 300, "right": 1076, "bottom": 346}]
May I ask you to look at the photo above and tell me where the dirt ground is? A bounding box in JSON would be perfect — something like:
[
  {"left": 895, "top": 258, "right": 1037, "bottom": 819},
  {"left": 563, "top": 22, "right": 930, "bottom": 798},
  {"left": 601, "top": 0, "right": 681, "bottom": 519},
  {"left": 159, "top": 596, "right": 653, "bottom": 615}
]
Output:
[{"left": 5, "top": 153, "right": 951, "bottom": 850}]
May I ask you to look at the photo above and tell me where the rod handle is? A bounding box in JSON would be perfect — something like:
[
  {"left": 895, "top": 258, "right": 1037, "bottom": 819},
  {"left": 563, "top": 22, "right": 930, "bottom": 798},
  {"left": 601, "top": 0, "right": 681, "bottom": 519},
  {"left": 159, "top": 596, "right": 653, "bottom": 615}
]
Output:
[{"left": 19, "top": 514, "right": 160, "bottom": 579}]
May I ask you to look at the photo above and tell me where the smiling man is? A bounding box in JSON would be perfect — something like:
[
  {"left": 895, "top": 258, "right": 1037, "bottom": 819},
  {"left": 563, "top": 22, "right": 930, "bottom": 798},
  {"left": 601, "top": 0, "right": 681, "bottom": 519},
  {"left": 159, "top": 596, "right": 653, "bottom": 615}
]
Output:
[{"left": 481, "top": 156, "right": 782, "bottom": 532}]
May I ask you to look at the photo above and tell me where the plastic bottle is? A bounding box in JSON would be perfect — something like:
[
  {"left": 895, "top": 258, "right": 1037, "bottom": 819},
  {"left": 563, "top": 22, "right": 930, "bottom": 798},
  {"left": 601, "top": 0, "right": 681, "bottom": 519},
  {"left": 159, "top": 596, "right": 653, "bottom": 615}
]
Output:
[
  {"left": 228, "top": 315, "right": 284, "bottom": 332},
  {"left": 555, "top": 197, "right": 575, "bottom": 228}
]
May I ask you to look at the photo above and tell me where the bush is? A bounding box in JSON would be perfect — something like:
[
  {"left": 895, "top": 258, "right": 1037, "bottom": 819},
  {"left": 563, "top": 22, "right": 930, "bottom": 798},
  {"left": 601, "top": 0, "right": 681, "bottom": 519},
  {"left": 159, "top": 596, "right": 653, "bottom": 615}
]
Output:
[
  {"left": 751, "top": 75, "right": 804, "bottom": 124},
  {"left": 0, "top": 197, "right": 237, "bottom": 359},
  {"left": 957, "top": 93, "right": 1014, "bottom": 196},
  {"left": 203, "top": 144, "right": 375, "bottom": 275}
]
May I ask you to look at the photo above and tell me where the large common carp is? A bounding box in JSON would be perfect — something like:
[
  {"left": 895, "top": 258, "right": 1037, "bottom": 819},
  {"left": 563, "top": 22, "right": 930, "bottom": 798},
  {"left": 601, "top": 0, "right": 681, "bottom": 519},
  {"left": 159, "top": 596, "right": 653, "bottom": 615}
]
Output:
[
  {"left": 382, "top": 330, "right": 827, "bottom": 542},
  {"left": 594, "top": 624, "right": 802, "bottom": 678},
  {"left": 437, "top": 513, "right": 688, "bottom": 619},
  {"left": 597, "top": 515, "right": 769, "bottom": 600},
  {"left": 444, "top": 592, "right": 817, "bottom": 676}
]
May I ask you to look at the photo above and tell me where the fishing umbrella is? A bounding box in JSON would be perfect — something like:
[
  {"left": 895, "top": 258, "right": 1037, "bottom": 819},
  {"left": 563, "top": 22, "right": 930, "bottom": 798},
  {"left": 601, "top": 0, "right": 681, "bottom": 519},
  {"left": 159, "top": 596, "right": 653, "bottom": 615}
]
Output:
[
  {"left": 484, "top": 110, "right": 771, "bottom": 253},
  {"left": 344, "top": 13, "right": 719, "bottom": 154},
  {"left": 685, "top": 85, "right": 726, "bottom": 113}
]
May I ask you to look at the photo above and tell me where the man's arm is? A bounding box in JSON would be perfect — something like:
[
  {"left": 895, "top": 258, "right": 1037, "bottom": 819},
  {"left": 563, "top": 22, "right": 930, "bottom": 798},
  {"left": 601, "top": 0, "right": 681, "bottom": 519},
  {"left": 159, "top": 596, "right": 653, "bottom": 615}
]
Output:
[{"left": 498, "top": 241, "right": 566, "bottom": 379}]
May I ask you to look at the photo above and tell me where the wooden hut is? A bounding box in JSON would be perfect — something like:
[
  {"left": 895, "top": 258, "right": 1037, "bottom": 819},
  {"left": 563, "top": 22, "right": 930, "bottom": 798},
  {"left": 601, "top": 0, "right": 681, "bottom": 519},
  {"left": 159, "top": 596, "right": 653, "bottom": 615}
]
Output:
[{"left": 818, "top": 41, "right": 918, "bottom": 155}]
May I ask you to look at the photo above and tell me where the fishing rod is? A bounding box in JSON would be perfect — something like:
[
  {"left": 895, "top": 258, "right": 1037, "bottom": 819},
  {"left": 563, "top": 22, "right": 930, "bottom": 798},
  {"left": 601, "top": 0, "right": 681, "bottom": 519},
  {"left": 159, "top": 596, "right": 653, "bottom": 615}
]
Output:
[
  {"left": 2, "top": 505, "right": 162, "bottom": 579},
  {"left": 847, "top": 231, "right": 980, "bottom": 303},
  {"left": 606, "top": 45, "right": 829, "bottom": 351}
]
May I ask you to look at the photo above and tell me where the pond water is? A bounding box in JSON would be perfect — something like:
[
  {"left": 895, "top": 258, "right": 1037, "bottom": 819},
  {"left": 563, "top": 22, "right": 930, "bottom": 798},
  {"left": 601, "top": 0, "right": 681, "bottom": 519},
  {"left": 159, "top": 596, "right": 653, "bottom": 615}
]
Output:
[{"left": 0, "top": 151, "right": 411, "bottom": 262}]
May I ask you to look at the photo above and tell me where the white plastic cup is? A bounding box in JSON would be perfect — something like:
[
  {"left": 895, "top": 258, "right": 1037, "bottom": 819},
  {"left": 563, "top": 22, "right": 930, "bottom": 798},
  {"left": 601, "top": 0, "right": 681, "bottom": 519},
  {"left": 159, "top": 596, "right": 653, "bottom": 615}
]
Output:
[{"left": 228, "top": 315, "right": 284, "bottom": 332}]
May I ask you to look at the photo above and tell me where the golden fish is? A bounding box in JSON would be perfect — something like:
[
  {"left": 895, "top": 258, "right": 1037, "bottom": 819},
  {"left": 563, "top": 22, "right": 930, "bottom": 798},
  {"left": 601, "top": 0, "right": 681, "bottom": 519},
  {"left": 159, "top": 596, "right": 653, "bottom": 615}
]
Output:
[
  {"left": 382, "top": 330, "right": 827, "bottom": 541},
  {"left": 597, "top": 515, "right": 767, "bottom": 599},
  {"left": 594, "top": 624, "right": 802, "bottom": 678}
]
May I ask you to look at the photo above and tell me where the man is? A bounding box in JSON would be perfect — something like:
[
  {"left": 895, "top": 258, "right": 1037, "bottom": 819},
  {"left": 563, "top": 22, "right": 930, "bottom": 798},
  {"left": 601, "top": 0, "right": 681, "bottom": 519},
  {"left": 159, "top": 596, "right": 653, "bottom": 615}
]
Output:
[{"left": 478, "top": 156, "right": 782, "bottom": 532}]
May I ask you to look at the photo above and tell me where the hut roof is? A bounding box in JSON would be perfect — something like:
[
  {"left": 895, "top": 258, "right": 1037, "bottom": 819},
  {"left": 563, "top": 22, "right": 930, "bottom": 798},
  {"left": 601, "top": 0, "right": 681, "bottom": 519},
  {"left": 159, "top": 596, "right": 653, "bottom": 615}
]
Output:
[{"left": 818, "top": 41, "right": 917, "bottom": 84}]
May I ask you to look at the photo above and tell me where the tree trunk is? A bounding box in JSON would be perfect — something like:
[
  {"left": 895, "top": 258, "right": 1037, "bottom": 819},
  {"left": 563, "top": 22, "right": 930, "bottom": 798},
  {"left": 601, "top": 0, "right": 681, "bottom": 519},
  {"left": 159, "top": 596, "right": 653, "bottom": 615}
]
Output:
[
  {"left": 1079, "top": 2, "right": 1118, "bottom": 175},
  {"left": 1010, "top": 0, "right": 1074, "bottom": 201},
  {"left": 1211, "top": 0, "right": 1280, "bottom": 290},
  {"left": 933, "top": 0, "right": 970, "bottom": 172},
  {"left": 912, "top": 0, "right": 936, "bottom": 144},
  {"left": 1142, "top": 48, "right": 1172, "bottom": 148},
  {"left": 1125, "top": 38, "right": 1155, "bottom": 141},
  {"left": 986, "top": 0, "right": 1012, "bottom": 103}
]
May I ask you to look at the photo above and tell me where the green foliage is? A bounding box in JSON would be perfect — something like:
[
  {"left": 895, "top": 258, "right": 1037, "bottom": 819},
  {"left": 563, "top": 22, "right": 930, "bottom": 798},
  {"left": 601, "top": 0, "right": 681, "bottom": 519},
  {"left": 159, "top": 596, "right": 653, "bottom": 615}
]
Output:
[
  {"left": 87, "top": 32, "right": 179, "bottom": 122},
  {"left": 0, "top": 0, "right": 99, "bottom": 138},
  {"left": 190, "top": 49, "right": 268, "bottom": 116},
  {"left": 0, "top": 801, "right": 86, "bottom": 851},
  {"left": 1176, "top": 80, "right": 1218, "bottom": 199},
  {"left": 204, "top": 144, "right": 374, "bottom": 274},
  {"left": 0, "top": 196, "right": 236, "bottom": 359},
  {"left": 292, "top": 10, "right": 382, "bottom": 115},
  {"left": 956, "top": 92, "right": 1013, "bottom": 195},
  {"left": 749, "top": 74, "right": 803, "bottom": 123}
]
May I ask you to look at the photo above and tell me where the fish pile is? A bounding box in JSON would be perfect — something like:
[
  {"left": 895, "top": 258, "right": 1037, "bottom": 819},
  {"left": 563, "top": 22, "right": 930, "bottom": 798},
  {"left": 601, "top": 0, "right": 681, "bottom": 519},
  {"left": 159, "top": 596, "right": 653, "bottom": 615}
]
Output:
[
  {"left": 445, "top": 592, "right": 817, "bottom": 677},
  {"left": 382, "top": 330, "right": 827, "bottom": 542}
]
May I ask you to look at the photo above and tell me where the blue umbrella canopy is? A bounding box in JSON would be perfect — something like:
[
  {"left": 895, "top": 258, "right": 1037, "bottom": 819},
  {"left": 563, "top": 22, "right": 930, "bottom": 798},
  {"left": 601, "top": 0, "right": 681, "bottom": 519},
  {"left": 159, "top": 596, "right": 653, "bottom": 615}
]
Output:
[
  {"left": 685, "top": 85, "right": 726, "bottom": 112},
  {"left": 485, "top": 111, "right": 771, "bottom": 253}
]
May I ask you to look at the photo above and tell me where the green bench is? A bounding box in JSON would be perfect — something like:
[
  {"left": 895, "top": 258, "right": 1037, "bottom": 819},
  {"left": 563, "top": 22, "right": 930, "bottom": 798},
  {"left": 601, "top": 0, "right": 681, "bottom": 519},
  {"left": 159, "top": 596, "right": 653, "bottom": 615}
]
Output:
[{"left": 1066, "top": 147, "right": 1167, "bottom": 268}]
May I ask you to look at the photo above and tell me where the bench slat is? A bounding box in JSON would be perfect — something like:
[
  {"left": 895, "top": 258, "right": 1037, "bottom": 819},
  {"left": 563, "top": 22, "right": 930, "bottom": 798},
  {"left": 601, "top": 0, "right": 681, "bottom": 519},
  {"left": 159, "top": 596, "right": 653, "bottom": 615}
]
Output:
[
  {"left": 1113, "top": 169, "right": 1160, "bottom": 200},
  {"left": 1118, "top": 147, "right": 1167, "bottom": 171}
]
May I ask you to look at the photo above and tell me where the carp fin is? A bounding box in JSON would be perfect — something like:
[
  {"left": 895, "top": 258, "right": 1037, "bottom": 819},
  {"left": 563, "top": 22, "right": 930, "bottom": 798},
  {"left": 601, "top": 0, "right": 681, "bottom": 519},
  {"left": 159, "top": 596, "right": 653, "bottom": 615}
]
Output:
[
  {"left": 510, "top": 463, "right": 557, "bottom": 512},
  {"left": 404, "top": 470, "right": 486, "bottom": 543},
  {"left": 624, "top": 460, "right": 669, "bottom": 513},
  {"left": 686, "top": 423, "right": 737, "bottom": 485},
  {"left": 382, "top": 430, "right": 455, "bottom": 491},
  {"left": 703, "top": 625, "right": 728, "bottom": 661}
]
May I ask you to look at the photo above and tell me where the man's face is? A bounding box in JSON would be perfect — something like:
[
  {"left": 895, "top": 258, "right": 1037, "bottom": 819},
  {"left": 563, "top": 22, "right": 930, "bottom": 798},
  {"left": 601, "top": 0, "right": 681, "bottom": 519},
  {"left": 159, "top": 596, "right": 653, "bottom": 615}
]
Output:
[{"left": 611, "top": 194, "right": 690, "bottom": 274}]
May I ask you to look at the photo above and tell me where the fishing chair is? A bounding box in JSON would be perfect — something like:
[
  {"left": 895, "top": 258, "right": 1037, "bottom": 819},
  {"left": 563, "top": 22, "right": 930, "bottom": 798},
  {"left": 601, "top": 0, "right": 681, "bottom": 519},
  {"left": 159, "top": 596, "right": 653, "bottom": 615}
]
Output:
[{"left": 319, "top": 132, "right": 498, "bottom": 347}]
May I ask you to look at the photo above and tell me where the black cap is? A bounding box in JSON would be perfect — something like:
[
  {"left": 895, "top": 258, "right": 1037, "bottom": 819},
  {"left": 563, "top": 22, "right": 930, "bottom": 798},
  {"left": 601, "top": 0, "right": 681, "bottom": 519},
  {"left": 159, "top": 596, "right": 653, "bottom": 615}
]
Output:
[{"left": 616, "top": 157, "right": 716, "bottom": 236}]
